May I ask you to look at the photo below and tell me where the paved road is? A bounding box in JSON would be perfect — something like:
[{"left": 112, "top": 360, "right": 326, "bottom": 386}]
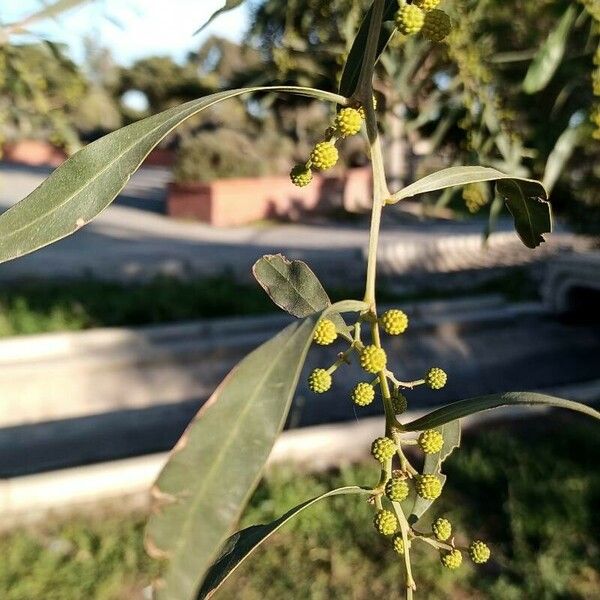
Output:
[
  {"left": 2, "top": 304, "right": 598, "bottom": 477},
  {"left": 1, "top": 162, "right": 576, "bottom": 287}
]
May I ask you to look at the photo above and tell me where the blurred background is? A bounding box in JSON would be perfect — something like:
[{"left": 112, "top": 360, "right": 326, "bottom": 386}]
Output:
[{"left": 0, "top": 1, "right": 599, "bottom": 598}]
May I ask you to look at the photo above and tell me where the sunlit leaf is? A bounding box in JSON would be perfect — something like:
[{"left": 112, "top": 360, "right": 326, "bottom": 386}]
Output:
[
  {"left": 404, "top": 392, "right": 600, "bottom": 432},
  {"left": 253, "top": 254, "right": 331, "bottom": 318},
  {"left": 0, "top": 86, "right": 344, "bottom": 265},
  {"left": 144, "top": 300, "right": 366, "bottom": 600},
  {"left": 252, "top": 254, "right": 353, "bottom": 337},
  {"left": 389, "top": 166, "right": 552, "bottom": 249},
  {"left": 543, "top": 123, "right": 584, "bottom": 193},
  {"left": 523, "top": 6, "right": 577, "bottom": 94}
]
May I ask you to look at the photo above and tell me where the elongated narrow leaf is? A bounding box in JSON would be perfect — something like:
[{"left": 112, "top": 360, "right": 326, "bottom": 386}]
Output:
[
  {"left": 408, "top": 420, "right": 460, "bottom": 524},
  {"left": 2, "top": 0, "right": 91, "bottom": 34},
  {"left": 389, "top": 166, "right": 545, "bottom": 202},
  {"left": 338, "top": 0, "right": 397, "bottom": 97},
  {"left": 543, "top": 124, "right": 584, "bottom": 193},
  {"left": 253, "top": 254, "right": 331, "bottom": 318},
  {"left": 0, "top": 86, "right": 345, "bottom": 265},
  {"left": 145, "top": 300, "right": 365, "bottom": 600},
  {"left": 496, "top": 179, "right": 552, "bottom": 248},
  {"left": 404, "top": 392, "right": 600, "bottom": 432},
  {"left": 193, "top": 0, "right": 246, "bottom": 35},
  {"left": 198, "top": 486, "right": 370, "bottom": 599},
  {"left": 389, "top": 166, "right": 552, "bottom": 249},
  {"left": 523, "top": 6, "right": 577, "bottom": 94}
]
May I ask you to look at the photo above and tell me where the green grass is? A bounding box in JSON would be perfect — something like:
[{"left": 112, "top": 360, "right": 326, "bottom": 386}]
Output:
[
  {"left": 0, "top": 270, "right": 536, "bottom": 337},
  {"left": 0, "top": 414, "right": 597, "bottom": 599}
]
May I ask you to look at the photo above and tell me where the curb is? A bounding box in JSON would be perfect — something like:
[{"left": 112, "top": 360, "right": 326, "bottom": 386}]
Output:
[
  {"left": 1, "top": 378, "right": 598, "bottom": 529},
  {"left": 0, "top": 294, "right": 535, "bottom": 428}
]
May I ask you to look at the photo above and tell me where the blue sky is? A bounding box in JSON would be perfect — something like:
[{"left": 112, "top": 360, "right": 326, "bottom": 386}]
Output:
[{"left": 1, "top": 0, "right": 249, "bottom": 65}]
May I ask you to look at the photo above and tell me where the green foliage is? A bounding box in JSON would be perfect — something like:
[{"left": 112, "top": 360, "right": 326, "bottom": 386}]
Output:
[
  {"left": 1, "top": 3, "right": 597, "bottom": 599},
  {"left": 0, "top": 276, "right": 279, "bottom": 337},
  {"left": 145, "top": 301, "right": 366, "bottom": 600},
  {"left": 522, "top": 5, "right": 578, "bottom": 94},
  {"left": 0, "top": 86, "right": 344, "bottom": 265},
  {"left": 146, "top": 319, "right": 317, "bottom": 600},
  {"left": 1, "top": 417, "right": 598, "bottom": 599},
  {"left": 198, "top": 486, "right": 369, "bottom": 599},
  {"left": 173, "top": 129, "right": 266, "bottom": 183},
  {"left": 252, "top": 254, "right": 332, "bottom": 319},
  {"left": 390, "top": 166, "right": 552, "bottom": 248},
  {"left": 0, "top": 42, "right": 86, "bottom": 149},
  {"left": 404, "top": 392, "right": 600, "bottom": 431},
  {"left": 408, "top": 421, "right": 461, "bottom": 524}
]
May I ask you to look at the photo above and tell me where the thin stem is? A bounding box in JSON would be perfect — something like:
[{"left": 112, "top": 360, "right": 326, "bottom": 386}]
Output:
[
  {"left": 414, "top": 535, "right": 454, "bottom": 552},
  {"left": 392, "top": 501, "right": 417, "bottom": 593},
  {"left": 363, "top": 133, "right": 390, "bottom": 307}
]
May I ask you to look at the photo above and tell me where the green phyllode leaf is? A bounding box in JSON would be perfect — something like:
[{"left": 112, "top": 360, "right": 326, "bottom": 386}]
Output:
[
  {"left": 193, "top": 0, "right": 247, "bottom": 36},
  {"left": 0, "top": 86, "right": 345, "bottom": 266},
  {"left": 197, "top": 486, "right": 370, "bottom": 599},
  {"left": 496, "top": 179, "right": 552, "bottom": 249},
  {"left": 403, "top": 392, "right": 600, "bottom": 432},
  {"left": 338, "top": 0, "right": 397, "bottom": 98},
  {"left": 543, "top": 123, "right": 585, "bottom": 193},
  {"left": 407, "top": 420, "right": 461, "bottom": 525},
  {"left": 252, "top": 254, "right": 350, "bottom": 336},
  {"left": 144, "top": 300, "right": 366, "bottom": 600},
  {"left": 1, "top": 0, "right": 91, "bottom": 34},
  {"left": 389, "top": 166, "right": 552, "bottom": 249},
  {"left": 253, "top": 254, "right": 331, "bottom": 318},
  {"left": 522, "top": 5, "right": 577, "bottom": 94}
]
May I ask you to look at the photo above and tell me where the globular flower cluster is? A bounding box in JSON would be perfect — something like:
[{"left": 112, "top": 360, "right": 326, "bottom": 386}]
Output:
[
  {"left": 360, "top": 344, "right": 387, "bottom": 374},
  {"left": 302, "top": 305, "right": 485, "bottom": 576},
  {"left": 432, "top": 517, "right": 452, "bottom": 541},
  {"left": 416, "top": 474, "right": 443, "bottom": 500},
  {"left": 426, "top": 367, "right": 447, "bottom": 390},
  {"left": 385, "top": 476, "right": 410, "bottom": 502},
  {"left": 394, "top": 0, "right": 452, "bottom": 42},
  {"left": 335, "top": 107, "right": 363, "bottom": 137},
  {"left": 395, "top": 4, "right": 425, "bottom": 35},
  {"left": 308, "top": 368, "right": 332, "bottom": 393},
  {"left": 352, "top": 382, "right": 375, "bottom": 406},
  {"left": 423, "top": 9, "right": 452, "bottom": 42},
  {"left": 441, "top": 548, "right": 463, "bottom": 570},
  {"left": 418, "top": 429, "right": 444, "bottom": 454},
  {"left": 469, "top": 540, "right": 491, "bottom": 564},
  {"left": 392, "top": 534, "right": 406, "bottom": 554},
  {"left": 313, "top": 318, "right": 337, "bottom": 345},
  {"left": 371, "top": 436, "right": 397, "bottom": 463},
  {"left": 289, "top": 103, "right": 367, "bottom": 188},
  {"left": 310, "top": 141, "right": 339, "bottom": 170},
  {"left": 374, "top": 509, "right": 398, "bottom": 535},
  {"left": 289, "top": 164, "right": 312, "bottom": 188},
  {"left": 380, "top": 309, "right": 409, "bottom": 335}
]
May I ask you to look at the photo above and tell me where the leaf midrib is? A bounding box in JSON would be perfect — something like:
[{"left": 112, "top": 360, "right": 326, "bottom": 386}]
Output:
[
  {"left": 266, "top": 260, "right": 329, "bottom": 314},
  {"left": 159, "top": 322, "right": 310, "bottom": 596}
]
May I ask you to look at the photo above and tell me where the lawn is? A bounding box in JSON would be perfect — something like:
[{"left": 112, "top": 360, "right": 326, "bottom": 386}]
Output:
[
  {"left": 0, "top": 270, "right": 535, "bottom": 337},
  {"left": 2, "top": 414, "right": 597, "bottom": 599}
]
